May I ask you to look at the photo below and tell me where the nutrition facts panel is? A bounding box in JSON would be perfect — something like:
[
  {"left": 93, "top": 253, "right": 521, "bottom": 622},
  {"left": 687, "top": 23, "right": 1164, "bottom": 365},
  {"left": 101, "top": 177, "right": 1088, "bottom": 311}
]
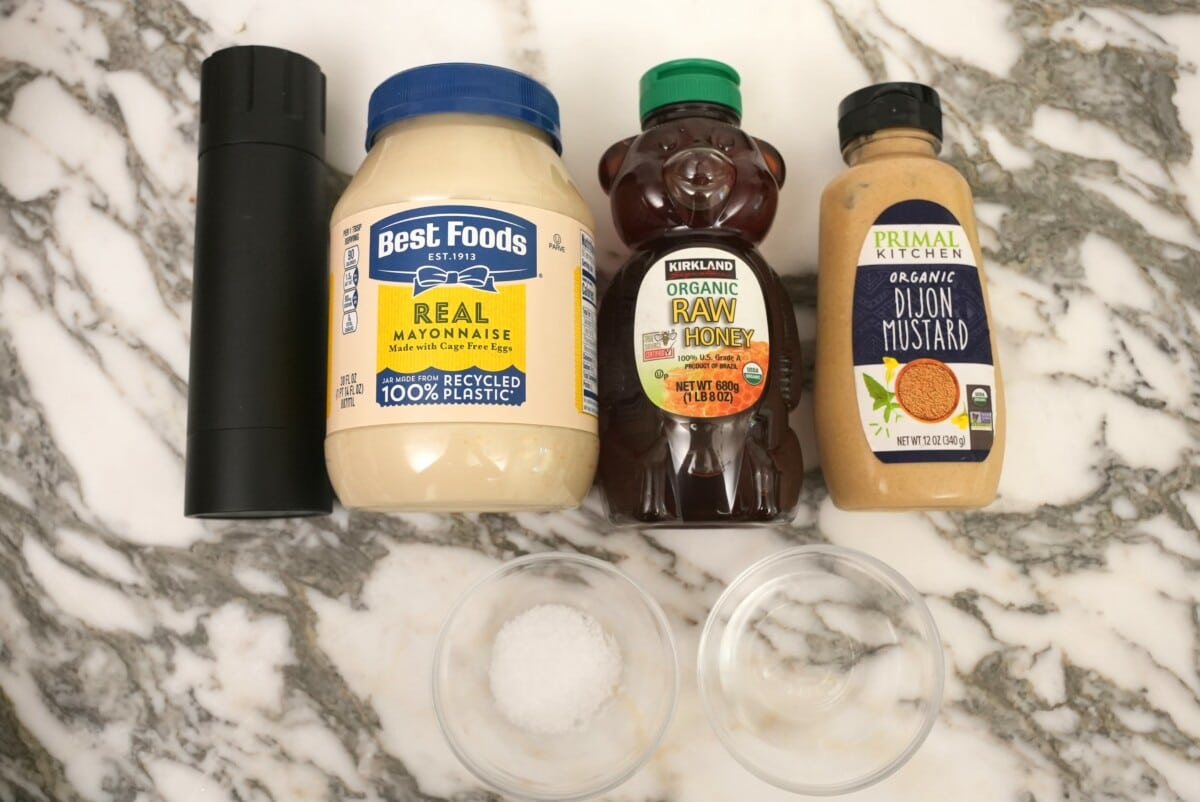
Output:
[{"left": 341, "top": 227, "right": 361, "bottom": 334}]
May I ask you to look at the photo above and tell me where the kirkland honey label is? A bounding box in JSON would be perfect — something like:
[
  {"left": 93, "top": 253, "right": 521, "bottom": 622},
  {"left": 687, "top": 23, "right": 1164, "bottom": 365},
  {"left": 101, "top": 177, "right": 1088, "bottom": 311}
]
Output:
[
  {"left": 632, "top": 246, "right": 769, "bottom": 417},
  {"left": 852, "top": 199, "right": 996, "bottom": 462},
  {"left": 327, "top": 201, "right": 597, "bottom": 433}
]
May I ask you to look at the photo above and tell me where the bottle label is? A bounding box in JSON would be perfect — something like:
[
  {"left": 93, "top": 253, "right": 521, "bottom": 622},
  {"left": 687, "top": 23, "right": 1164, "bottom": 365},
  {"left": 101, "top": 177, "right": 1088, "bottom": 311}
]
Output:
[
  {"left": 852, "top": 199, "right": 996, "bottom": 462},
  {"left": 327, "top": 201, "right": 597, "bottom": 434},
  {"left": 632, "top": 246, "right": 769, "bottom": 417}
]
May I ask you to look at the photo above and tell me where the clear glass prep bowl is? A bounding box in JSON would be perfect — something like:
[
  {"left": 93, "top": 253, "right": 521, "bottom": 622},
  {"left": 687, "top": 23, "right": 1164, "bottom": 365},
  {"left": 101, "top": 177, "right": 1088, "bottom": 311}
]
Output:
[
  {"left": 698, "top": 545, "right": 944, "bottom": 795},
  {"left": 433, "top": 552, "right": 679, "bottom": 801}
]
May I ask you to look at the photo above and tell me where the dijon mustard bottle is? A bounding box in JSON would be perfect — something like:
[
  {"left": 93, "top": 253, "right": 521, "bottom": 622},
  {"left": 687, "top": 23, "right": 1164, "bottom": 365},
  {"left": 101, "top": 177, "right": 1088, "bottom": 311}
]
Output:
[{"left": 815, "top": 83, "right": 1004, "bottom": 509}]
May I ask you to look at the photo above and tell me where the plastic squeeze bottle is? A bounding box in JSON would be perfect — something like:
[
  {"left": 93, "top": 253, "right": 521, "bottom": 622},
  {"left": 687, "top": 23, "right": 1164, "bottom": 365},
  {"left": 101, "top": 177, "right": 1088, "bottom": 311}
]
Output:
[
  {"left": 815, "top": 83, "right": 1005, "bottom": 509},
  {"left": 597, "top": 59, "right": 803, "bottom": 525}
]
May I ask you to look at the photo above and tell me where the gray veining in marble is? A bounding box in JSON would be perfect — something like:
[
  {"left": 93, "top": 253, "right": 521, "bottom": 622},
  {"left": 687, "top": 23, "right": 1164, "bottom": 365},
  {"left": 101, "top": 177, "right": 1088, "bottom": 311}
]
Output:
[{"left": 2, "top": 0, "right": 1199, "bottom": 801}]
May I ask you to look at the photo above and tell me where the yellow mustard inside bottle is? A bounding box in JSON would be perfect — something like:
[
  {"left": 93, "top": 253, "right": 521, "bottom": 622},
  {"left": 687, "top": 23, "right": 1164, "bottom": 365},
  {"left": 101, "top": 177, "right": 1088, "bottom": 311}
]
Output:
[
  {"left": 326, "top": 64, "right": 598, "bottom": 511},
  {"left": 815, "top": 83, "right": 1005, "bottom": 509}
]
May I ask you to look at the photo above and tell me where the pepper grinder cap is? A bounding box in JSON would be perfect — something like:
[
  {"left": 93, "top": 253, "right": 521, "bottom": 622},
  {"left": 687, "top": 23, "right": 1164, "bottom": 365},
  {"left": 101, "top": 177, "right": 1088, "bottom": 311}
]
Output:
[{"left": 199, "top": 45, "right": 326, "bottom": 158}]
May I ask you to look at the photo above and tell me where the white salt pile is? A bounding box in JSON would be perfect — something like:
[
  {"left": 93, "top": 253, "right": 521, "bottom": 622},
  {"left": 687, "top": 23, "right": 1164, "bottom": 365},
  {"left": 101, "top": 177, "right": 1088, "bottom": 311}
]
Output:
[{"left": 488, "top": 603, "right": 623, "bottom": 735}]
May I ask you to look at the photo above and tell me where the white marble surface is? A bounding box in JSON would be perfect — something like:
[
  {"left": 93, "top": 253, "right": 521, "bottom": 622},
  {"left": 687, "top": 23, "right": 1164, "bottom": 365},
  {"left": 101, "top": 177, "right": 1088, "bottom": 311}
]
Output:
[{"left": 2, "top": 0, "right": 1200, "bottom": 800}]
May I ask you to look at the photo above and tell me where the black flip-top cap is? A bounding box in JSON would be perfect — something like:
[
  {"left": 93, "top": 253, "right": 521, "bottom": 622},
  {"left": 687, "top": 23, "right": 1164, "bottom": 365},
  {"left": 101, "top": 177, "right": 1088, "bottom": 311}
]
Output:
[
  {"left": 837, "top": 82, "right": 942, "bottom": 151},
  {"left": 199, "top": 45, "right": 326, "bottom": 158}
]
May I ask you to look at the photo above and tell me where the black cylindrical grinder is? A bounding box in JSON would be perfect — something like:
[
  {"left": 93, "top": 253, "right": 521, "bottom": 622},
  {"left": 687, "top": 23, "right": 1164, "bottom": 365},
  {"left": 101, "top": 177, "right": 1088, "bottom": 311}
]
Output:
[{"left": 185, "top": 45, "right": 333, "bottom": 517}]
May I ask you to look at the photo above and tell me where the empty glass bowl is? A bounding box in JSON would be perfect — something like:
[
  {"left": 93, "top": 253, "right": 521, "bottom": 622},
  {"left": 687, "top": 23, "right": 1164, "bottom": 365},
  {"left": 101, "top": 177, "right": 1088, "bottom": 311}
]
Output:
[
  {"left": 698, "top": 545, "right": 944, "bottom": 795},
  {"left": 433, "top": 552, "right": 678, "bottom": 801}
]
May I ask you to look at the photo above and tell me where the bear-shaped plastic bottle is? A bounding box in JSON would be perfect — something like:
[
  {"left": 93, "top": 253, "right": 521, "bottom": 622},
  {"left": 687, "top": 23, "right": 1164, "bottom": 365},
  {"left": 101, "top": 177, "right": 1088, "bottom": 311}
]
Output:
[{"left": 597, "top": 59, "right": 803, "bottom": 525}]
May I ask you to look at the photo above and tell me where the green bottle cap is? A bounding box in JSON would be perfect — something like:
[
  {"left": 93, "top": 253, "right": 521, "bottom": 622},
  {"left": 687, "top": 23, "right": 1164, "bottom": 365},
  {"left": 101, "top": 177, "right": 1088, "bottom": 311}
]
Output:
[{"left": 639, "top": 58, "right": 742, "bottom": 122}]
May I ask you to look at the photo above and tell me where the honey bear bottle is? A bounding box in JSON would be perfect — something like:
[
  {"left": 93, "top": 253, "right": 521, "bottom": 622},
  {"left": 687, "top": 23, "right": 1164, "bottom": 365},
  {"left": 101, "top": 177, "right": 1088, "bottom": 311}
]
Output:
[{"left": 597, "top": 59, "right": 803, "bottom": 525}]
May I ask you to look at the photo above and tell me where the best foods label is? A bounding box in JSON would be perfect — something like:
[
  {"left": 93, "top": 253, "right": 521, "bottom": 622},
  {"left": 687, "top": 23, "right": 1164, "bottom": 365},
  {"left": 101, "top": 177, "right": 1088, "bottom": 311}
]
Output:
[
  {"left": 852, "top": 199, "right": 996, "bottom": 462},
  {"left": 371, "top": 206, "right": 532, "bottom": 407},
  {"left": 327, "top": 201, "right": 597, "bottom": 433},
  {"left": 632, "top": 246, "right": 769, "bottom": 417}
]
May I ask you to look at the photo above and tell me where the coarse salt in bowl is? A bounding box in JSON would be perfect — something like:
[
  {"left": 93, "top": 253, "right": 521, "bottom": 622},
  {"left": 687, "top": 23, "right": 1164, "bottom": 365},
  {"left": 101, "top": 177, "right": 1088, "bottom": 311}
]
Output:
[{"left": 433, "top": 552, "right": 678, "bottom": 801}]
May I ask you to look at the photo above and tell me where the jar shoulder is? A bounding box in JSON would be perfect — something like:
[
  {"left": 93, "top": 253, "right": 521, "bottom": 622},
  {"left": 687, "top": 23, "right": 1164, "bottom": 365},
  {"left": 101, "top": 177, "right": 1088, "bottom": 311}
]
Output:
[
  {"left": 820, "top": 156, "right": 975, "bottom": 221},
  {"left": 333, "top": 133, "right": 594, "bottom": 228}
]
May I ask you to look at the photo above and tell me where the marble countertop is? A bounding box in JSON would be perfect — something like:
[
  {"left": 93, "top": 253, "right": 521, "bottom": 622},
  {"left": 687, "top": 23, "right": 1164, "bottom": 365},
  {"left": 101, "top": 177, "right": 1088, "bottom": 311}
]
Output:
[{"left": 2, "top": 0, "right": 1199, "bottom": 800}]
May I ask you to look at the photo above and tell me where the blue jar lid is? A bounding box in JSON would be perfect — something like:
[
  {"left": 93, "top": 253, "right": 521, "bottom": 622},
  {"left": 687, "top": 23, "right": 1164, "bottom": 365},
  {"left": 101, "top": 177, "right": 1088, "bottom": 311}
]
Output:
[{"left": 365, "top": 63, "right": 563, "bottom": 153}]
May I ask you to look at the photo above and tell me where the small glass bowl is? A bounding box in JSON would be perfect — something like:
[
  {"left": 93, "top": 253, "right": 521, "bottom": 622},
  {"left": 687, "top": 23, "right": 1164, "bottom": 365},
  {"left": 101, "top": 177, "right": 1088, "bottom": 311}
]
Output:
[
  {"left": 698, "top": 545, "right": 944, "bottom": 795},
  {"left": 433, "top": 552, "right": 678, "bottom": 801}
]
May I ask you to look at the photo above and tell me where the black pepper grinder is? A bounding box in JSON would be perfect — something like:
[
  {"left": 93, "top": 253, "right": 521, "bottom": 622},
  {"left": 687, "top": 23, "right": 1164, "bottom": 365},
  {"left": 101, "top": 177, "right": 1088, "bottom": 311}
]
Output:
[{"left": 185, "top": 45, "right": 333, "bottom": 517}]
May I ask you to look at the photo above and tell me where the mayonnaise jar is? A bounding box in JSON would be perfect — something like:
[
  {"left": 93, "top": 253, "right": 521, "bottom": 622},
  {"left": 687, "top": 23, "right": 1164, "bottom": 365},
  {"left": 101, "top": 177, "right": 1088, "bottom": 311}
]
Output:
[{"left": 326, "top": 64, "right": 598, "bottom": 511}]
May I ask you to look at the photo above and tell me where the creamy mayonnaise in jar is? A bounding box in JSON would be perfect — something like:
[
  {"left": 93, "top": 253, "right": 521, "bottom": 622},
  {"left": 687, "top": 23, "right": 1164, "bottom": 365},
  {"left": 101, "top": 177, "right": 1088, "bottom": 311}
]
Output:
[{"left": 326, "top": 63, "right": 598, "bottom": 511}]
